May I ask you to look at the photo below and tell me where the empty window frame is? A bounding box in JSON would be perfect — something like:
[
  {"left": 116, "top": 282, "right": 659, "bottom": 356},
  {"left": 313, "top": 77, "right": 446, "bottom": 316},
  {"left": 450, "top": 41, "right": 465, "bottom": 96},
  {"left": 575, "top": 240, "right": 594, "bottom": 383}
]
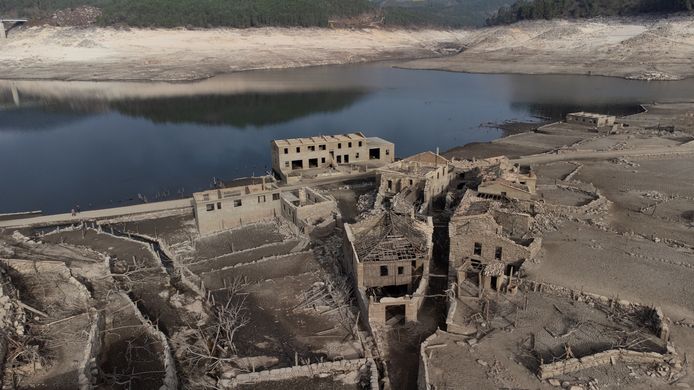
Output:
[
  {"left": 319, "top": 144, "right": 327, "bottom": 151},
  {"left": 355, "top": 153, "right": 360, "bottom": 159},
  {"left": 217, "top": 202, "right": 222, "bottom": 209},
  {"left": 348, "top": 142, "right": 352, "bottom": 148},
  {"left": 258, "top": 195, "right": 266, "bottom": 203},
  {"left": 234, "top": 199, "right": 242, "bottom": 207},
  {"left": 206, "top": 204, "right": 215, "bottom": 212},
  {"left": 495, "top": 247, "right": 503, "bottom": 260},
  {"left": 397, "top": 266, "right": 404, "bottom": 275},
  {"left": 296, "top": 147, "right": 301, "bottom": 153},
  {"left": 338, "top": 143, "right": 342, "bottom": 149},
  {"left": 284, "top": 148, "right": 289, "bottom": 154},
  {"left": 272, "top": 193, "right": 280, "bottom": 201},
  {"left": 386, "top": 149, "right": 390, "bottom": 155},
  {"left": 358, "top": 141, "right": 363, "bottom": 147},
  {"left": 474, "top": 242, "right": 482, "bottom": 256},
  {"left": 321, "top": 157, "right": 326, "bottom": 164},
  {"left": 308, "top": 145, "right": 315, "bottom": 152},
  {"left": 380, "top": 266, "right": 389, "bottom": 276}
]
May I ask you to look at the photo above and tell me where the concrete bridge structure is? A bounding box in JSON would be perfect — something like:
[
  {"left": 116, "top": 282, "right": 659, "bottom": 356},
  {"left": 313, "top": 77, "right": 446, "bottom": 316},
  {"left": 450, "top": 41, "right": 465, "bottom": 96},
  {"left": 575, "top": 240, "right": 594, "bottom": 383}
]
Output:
[{"left": 1, "top": 19, "right": 27, "bottom": 38}]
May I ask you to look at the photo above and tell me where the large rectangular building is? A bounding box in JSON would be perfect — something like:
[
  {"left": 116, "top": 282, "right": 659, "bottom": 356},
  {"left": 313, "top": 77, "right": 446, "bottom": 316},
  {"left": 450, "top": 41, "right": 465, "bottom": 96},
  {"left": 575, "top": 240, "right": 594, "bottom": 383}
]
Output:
[{"left": 271, "top": 133, "right": 394, "bottom": 182}]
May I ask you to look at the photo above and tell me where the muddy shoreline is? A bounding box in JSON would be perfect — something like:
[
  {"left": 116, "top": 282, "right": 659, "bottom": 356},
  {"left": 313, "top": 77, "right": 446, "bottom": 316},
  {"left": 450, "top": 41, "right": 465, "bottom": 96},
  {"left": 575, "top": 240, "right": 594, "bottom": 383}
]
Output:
[{"left": 2, "top": 15, "right": 694, "bottom": 82}]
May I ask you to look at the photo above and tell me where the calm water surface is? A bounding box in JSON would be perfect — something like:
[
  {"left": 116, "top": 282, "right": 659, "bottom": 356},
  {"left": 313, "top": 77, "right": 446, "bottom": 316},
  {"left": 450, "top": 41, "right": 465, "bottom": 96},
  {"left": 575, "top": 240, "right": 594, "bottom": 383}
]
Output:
[{"left": 2, "top": 63, "right": 694, "bottom": 214}]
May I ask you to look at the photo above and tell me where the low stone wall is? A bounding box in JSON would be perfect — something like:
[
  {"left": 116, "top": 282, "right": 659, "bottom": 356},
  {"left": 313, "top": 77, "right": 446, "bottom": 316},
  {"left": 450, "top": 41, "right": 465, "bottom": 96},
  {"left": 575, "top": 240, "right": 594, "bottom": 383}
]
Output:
[
  {"left": 123, "top": 292, "right": 178, "bottom": 390},
  {"left": 522, "top": 280, "right": 670, "bottom": 341},
  {"left": 538, "top": 349, "right": 671, "bottom": 379},
  {"left": 78, "top": 309, "right": 102, "bottom": 390},
  {"left": 417, "top": 332, "right": 437, "bottom": 390},
  {"left": 220, "top": 358, "right": 375, "bottom": 388}
]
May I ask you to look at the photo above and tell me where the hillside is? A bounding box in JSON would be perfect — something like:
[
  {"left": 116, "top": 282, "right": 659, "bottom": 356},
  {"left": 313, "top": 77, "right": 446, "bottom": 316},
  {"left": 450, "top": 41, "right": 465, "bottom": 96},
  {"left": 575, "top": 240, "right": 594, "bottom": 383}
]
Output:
[
  {"left": 487, "top": 0, "right": 694, "bottom": 25},
  {"left": 401, "top": 16, "right": 694, "bottom": 80},
  {"left": 379, "top": 0, "right": 513, "bottom": 27},
  {"left": 1, "top": 0, "right": 508, "bottom": 28}
]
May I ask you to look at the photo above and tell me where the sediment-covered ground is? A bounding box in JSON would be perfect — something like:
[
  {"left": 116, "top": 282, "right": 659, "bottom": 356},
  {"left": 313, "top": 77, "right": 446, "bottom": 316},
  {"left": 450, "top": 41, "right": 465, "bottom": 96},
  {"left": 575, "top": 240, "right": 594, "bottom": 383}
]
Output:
[
  {"left": 399, "top": 16, "right": 694, "bottom": 81},
  {"left": 2, "top": 16, "right": 694, "bottom": 81},
  {"left": 0, "top": 27, "right": 466, "bottom": 81}
]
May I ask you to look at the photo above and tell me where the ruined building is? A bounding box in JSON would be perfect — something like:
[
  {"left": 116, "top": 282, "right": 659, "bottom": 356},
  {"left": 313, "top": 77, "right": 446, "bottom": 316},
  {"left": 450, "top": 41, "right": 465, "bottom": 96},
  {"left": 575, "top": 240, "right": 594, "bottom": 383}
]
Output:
[
  {"left": 463, "top": 156, "right": 537, "bottom": 200},
  {"left": 271, "top": 133, "right": 394, "bottom": 183},
  {"left": 193, "top": 176, "right": 337, "bottom": 235},
  {"left": 343, "top": 212, "right": 433, "bottom": 326},
  {"left": 449, "top": 190, "right": 541, "bottom": 296},
  {"left": 377, "top": 151, "right": 454, "bottom": 214},
  {"left": 566, "top": 112, "right": 616, "bottom": 128}
]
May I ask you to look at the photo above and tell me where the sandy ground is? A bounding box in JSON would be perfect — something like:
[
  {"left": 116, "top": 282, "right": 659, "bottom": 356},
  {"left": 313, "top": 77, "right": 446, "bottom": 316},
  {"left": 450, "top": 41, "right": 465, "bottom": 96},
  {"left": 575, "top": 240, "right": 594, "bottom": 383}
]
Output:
[
  {"left": 0, "top": 27, "right": 466, "bottom": 81},
  {"left": 402, "top": 16, "right": 694, "bottom": 81}
]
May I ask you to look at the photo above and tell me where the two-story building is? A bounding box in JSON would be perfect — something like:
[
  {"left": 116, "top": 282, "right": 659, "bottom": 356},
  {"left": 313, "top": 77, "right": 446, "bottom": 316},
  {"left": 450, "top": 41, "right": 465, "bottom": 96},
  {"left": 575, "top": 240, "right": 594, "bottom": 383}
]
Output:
[
  {"left": 271, "top": 133, "right": 394, "bottom": 183},
  {"left": 343, "top": 212, "right": 433, "bottom": 326},
  {"left": 448, "top": 191, "right": 541, "bottom": 296}
]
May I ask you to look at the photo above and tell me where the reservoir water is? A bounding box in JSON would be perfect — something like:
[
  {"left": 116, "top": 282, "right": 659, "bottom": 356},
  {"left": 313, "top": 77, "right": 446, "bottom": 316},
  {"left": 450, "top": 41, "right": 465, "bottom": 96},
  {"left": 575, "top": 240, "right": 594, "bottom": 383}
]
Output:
[{"left": 2, "top": 63, "right": 694, "bottom": 214}]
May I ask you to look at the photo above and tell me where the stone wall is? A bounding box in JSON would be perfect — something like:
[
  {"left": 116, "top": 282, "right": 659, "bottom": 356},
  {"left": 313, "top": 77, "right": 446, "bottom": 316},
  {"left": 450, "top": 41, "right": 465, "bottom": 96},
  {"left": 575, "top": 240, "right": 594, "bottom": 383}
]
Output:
[
  {"left": 78, "top": 309, "right": 102, "bottom": 390},
  {"left": 195, "top": 191, "right": 282, "bottom": 235},
  {"left": 220, "top": 358, "right": 377, "bottom": 388},
  {"left": 522, "top": 280, "right": 670, "bottom": 342},
  {"left": 449, "top": 217, "right": 535, "bottom": 266},
  {"left": 538, "top": 349, "right": 673, "bottom": 380}
]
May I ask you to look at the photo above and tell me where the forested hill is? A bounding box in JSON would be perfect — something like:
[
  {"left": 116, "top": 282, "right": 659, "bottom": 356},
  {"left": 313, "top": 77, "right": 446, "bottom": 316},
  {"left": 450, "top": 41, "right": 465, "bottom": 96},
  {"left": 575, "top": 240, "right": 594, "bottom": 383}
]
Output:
[
  {"left": 1, "top": 0, "right": 510, "bottom": 28},
  {"left": 487, "top": 0, "right": 694, "bottom": 25}
]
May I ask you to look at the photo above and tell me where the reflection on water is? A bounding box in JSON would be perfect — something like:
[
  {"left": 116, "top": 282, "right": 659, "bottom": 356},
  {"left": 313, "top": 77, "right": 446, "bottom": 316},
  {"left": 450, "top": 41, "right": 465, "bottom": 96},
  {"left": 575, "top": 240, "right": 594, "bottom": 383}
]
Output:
[
  {"left": 2, "top": 64, "right": 694, "bottom": 214},
  {"left": 111, "top": 91, "right": 368, "bottom": 127}
]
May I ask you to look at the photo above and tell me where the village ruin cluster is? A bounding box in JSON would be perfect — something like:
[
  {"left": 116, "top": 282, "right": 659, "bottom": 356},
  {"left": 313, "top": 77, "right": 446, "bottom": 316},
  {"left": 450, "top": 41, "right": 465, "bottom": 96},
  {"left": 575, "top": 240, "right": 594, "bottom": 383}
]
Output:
[{"left": 1, "top": 107, "right": 694, "bottom": 389}]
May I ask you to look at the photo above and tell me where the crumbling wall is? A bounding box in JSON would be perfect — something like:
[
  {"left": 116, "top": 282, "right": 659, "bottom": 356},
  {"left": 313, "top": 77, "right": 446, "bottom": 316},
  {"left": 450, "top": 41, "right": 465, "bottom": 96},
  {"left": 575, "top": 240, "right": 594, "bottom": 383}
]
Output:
[
  {"left": 421, "top": 165, "right": 454, "bottom": 210},
  {"left": 196, "top": 194, "right": 281, "bottom": 235},
  {"left": 449, "top": 225, "right": 534, "bottom": 265},
  {"left": 281, "top": 189, "right": 338, "bottom": 235},
  {"left": 538, "top": 349, "right": 675, "bottom": 379},
  {"left": 522, "top": 280, "right": 671, "bottom": 341},
  {"left": 491, "top": 209, "right": 533, "bottom": 237},
  {"left": 221, "top": 358, "right": 375, "bottom": 388},
  {"left": 417, "top": 332, "right": 437, "bottom": 390},
  {"left": 78, "top": 309, "right": 103, "bottom": 390}
]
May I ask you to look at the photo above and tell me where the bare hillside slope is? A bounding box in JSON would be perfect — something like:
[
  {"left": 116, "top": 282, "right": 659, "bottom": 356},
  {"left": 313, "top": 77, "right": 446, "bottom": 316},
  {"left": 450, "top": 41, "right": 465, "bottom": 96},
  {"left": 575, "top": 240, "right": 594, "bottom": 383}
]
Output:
[
  {"left": 0, "top": 27, "right": 467, "bottom": 81},
  {"left": 402, "top": 16, "right": 694, "bottom": 80},
  {"left": 1, "top": 16, "right": 693, "bottom": 81}
]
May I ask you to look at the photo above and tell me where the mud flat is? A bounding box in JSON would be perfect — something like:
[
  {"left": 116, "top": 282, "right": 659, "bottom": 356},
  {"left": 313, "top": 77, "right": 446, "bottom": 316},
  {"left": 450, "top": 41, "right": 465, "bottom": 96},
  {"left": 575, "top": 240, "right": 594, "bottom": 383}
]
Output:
[{"left": 401, "top": 16, "right": 694, "bottom": 81}]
